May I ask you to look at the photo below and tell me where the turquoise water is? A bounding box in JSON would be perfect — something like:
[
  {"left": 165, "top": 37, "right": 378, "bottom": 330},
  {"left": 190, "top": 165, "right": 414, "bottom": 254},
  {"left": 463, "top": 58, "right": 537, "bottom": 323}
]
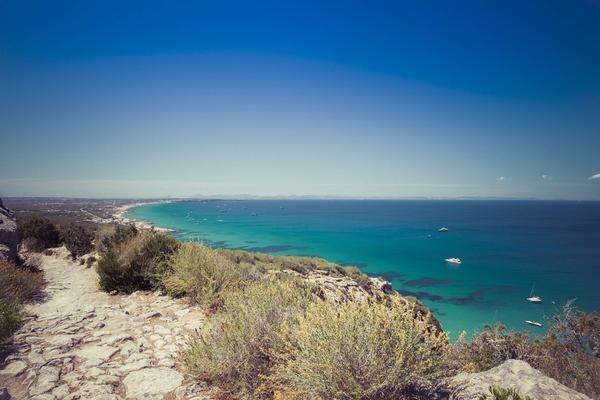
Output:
[{"left": 129, "top": 200, "right": 600, "bottom": 338}]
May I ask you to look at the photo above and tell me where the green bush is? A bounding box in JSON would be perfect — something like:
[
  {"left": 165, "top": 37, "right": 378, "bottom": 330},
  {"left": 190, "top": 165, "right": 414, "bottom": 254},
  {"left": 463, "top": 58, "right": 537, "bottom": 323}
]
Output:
[
  {"left": 455, "top": 324, "right": 535, "bottom": 372},
  {"left": 478, "top": 386, "right": 534, "bottom": 400},
  {"left": 0, "top": 299, "right": 22, "bottom": 346},
  {"left": 183, "top": 276, "right": 314, "bottom": 398},
  {"left": 0, "top": 259, "right": 45, "bottom": 303},
  {"left": 270, "top": 297, "right": 453, "bottom": 400},
  {"left": 17, "top": 214, "right": 60, "bottom": 251},
  {"left": 96, "top": 231, "right": 179, "bottom": 293},
  {"left": 95, "top": 223, "right": 138, "bottom": 253},
  {"left": 163, "top": 243, "right": 259, "bottom": 308},
  {"left": 60, "top": 222, "right": 94, "bottom": 258}
]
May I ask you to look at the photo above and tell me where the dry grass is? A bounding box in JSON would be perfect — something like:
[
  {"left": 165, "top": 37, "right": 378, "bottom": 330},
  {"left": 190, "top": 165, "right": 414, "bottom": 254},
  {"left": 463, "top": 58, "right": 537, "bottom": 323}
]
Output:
[{"left": 0, "top": 259, "right": 45, "bottom": 303}]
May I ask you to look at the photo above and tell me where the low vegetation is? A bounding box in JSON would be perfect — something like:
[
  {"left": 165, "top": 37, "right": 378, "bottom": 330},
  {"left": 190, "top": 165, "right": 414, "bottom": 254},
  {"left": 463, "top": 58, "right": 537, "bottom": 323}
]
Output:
[
  {"left": 457, "top": 301, "right": 600, "bottom": 399},
  {"left": 17, "top": 214, "right": 61, "bottom": 251},
  {"left": 184, "top": 276, "right": 314, "bottom": 397},
  {"left": 0, "top": 259, "right": 45, "bottom": 303},
  {"left": 0, "top": 299, "right": 21, "bottom": 346},
  {"left": 96, "top": 229, "right": 179, "bottom": 293},
  {"left": 0, "top": 259, "right": 45, "bottom": 346},
  {"left": 95, "top": 223, "right": 138, "bottom": 253},
  {"left": 218, "top": 248, "right": 355, "bottom": 278},
  {"left": 271, "top": 297, "right": 453, "bottom": 400},
  {"left": 60, "top": 222, "right": 94, "bottom": 258},
  {"left": 477, "top": 386, "right": 534, "bottom": 400},
  {"left": 162, "top": 242, "right": 260, "bottom": 308}
]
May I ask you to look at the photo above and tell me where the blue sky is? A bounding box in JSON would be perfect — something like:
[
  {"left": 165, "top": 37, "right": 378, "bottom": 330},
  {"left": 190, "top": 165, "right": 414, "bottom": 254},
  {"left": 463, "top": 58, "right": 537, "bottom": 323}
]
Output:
[{"left": 1, "top": 0, "right": 599, "bottom": 199}]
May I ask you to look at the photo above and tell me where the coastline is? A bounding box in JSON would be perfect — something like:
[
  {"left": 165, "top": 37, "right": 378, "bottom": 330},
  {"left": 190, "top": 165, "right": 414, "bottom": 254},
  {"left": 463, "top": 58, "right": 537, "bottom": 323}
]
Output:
[{"left": 112, "top": 200, "right": 175, "bottom": 233}]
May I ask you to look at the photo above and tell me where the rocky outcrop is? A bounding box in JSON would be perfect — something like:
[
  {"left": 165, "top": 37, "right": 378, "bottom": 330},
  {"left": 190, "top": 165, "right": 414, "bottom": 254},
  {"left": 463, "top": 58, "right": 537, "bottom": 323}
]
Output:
[
  {"left": 274, "top": 268, "right": 443, "bottom": 333},
  {"left": 0, "top": 198, "right": 18, "bottom": 263},
  {"left": 451, "top": 359, "right": 591, "bottom": 400}
]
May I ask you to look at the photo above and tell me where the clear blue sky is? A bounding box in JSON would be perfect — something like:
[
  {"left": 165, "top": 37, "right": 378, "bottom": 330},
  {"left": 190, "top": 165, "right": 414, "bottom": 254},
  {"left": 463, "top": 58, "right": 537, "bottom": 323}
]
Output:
[{"left": 1, "top": 0, "right": 599, "bottom": 199}]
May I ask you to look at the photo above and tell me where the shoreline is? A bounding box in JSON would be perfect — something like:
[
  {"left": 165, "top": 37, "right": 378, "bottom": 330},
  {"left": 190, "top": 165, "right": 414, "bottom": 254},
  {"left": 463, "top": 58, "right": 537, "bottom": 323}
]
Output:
[{"left": 112, "top": 200, "right": 175, "bottom": 233}]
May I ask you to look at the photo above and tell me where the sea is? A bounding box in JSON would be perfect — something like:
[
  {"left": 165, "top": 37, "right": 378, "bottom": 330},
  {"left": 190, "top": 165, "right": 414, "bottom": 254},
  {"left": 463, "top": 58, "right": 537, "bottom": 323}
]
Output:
[{"left": 129, "top": 200, "right": 600, "bottom": 339}]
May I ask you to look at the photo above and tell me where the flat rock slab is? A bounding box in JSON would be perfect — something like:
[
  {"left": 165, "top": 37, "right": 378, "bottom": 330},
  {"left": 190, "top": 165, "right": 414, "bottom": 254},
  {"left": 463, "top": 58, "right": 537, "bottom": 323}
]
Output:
[
  {"left": 123, "top": 368, "right": 183, "bottom": 398},
  {"left": 0, "top": 361, "right": 27, "bottom": 377},
  {"left": 452, "top": 359, "right": 592, "bottom": 400},
  {"left": 72, "top": 344, "right": 118, "bottom": 361}
]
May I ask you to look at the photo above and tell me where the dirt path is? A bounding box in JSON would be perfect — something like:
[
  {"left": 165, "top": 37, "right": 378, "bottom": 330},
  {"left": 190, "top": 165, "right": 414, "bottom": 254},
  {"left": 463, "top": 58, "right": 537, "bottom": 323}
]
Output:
[{"left": 0, "top": 248, "right": 214, "bottom": 400}]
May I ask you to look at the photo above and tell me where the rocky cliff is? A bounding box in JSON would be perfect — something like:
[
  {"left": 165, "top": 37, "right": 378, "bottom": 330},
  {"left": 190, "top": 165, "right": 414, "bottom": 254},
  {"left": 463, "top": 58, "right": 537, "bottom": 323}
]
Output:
[{"left": 0, "top": 198, "right": 18, "bottom": 263}]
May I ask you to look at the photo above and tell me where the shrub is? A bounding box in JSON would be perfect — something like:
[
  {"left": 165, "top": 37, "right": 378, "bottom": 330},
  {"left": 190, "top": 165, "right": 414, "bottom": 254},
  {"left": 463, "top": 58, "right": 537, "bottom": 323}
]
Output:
[
  {"left": 0, "top": 259, "right": 45, "bottom": 303},
  {"left": 270, "top": 297, "right": 453, "bottom": 400},
  {"left": 533, "top": 301, "right": 600, "bottom": 399},
  {"left": 455, "top": 324, "right": 535, "bottom": 372},
  {"left": 478, "top": 386, "right": 534, "bottom": 400},
  {"left": 0, "top": 299, "right": 22, "bottom": 346},
  {"left": 60, "top": 222, "right": 94, "bottom": 258},
  {"left": 218, "top": 249, "right": 349, "bottom": 277},
  {"left": 183, "top": 276, "right": 314, "bottom": 397},
  {"left": 344, "top": 265, "right": 371, "bottom": 288},
  {"left": 95, "top": 223, "right": 138, "bottom": 253},
  {"left": 163, "top": 243, "right": 259, "bottom": 308},
  {"left": 96, "top": 231, "right": 179, "bottom": 293},
  {"left": 17, "top": 214, "right": 60, "bottom": 251}
]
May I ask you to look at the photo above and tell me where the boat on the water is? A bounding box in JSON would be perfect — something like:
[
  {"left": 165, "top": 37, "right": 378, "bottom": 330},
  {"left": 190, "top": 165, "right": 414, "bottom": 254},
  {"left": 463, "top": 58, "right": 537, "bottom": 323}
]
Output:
[
  {"left": 445, "top": 257, "right": 462, "bottom": 265},
  {"left": 525, "top": 320, "right": 543, "bottom": 327},
  {"left": 526, "top": 284, "right": 543, "bottom": 303},
  {"left": 438, "top": 227, "right": 449, "bottom": 232}
]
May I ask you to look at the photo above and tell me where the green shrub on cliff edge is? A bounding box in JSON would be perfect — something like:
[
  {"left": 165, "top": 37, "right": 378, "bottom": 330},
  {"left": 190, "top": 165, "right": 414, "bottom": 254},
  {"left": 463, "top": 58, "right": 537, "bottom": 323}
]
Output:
[
  {"left": 269, "top": 297, "right": 454, "bottom": 400},
  {"left": 96, "top": 230, "right": 179, "bottom": 293},
  {"left": 17, "top": 214, "right": 60, "bottom": 251},
  {"left": 60, "top": 222, "right": 94, "bottom": 258},
  {"left": 163, "top": 242, "right": 260, "bottom": 309}
]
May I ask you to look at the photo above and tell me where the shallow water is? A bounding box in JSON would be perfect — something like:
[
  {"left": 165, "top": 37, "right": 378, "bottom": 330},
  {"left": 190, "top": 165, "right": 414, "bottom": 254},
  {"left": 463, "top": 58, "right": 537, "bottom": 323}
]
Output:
[{"left": 129, "top": 200, "right": 600, "bottom": 338}]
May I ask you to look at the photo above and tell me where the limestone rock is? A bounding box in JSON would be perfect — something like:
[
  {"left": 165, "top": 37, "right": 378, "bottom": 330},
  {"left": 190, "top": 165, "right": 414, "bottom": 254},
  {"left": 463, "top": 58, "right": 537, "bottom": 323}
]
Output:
[
  {"left": 0, "top": 198, "right": 18, "bottom": 263},
  {"left": 452, "top": 359, "right": 592, "bottom": 400},
  {"left": 72, "top": 344, "right": 118, "bottom": 363},
  {"left": 123, "top": 368, "right": 183, "bottom": 398},
  {"left": 29, "top": 366, "right": 61, "bottom": 396},
  {"left": 0, "top": 361, "right": 27, "bottom": 377}
]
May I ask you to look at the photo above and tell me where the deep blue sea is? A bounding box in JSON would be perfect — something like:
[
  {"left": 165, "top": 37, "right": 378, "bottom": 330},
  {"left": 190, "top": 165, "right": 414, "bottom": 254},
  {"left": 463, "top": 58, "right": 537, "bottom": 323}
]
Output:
[{"left": 129, "top": 200, "right": 600, "bottom": 338}]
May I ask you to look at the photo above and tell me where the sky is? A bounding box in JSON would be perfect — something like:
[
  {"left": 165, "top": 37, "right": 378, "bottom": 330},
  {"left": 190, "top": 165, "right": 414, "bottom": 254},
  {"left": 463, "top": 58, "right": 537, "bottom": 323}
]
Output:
[{"left": 1, "top": 0, "right": 599, "bottom": 199}]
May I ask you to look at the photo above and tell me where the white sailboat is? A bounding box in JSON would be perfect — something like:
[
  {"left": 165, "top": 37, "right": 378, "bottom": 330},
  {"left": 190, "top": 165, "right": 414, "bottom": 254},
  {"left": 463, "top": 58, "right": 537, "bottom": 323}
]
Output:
[
  {"left": 525, "top": 320, "right": 543, "bottom": 327},
  {"left": 438, "top": 227, "right": 449, "bottom": 232},
  {"left": 526, "top": 283, "right": 542, "bottom": 303},
  {"left": 445, "top": 257, "right": 462, "bottom": 265}
]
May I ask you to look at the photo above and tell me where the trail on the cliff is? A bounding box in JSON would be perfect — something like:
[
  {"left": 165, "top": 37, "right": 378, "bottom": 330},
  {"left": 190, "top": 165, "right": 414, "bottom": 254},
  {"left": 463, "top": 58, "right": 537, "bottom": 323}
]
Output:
[{"left": 0, "top": 247, "right": 214, "bottom": 400}]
